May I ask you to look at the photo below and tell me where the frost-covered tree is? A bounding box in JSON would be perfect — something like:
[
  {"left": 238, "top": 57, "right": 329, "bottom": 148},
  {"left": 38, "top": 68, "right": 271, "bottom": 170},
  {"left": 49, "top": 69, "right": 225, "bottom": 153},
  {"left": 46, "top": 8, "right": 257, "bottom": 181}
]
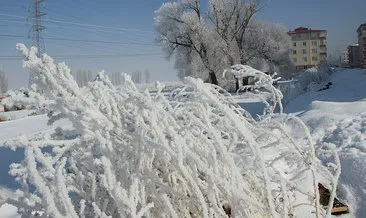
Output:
[
  {"left": 155, "top": 0, "right": 225, "bottom": 85},
  {"left": 74, "top": 69, "right": 93, "bottom": 87},
  {"left": 246, "top": 23, "right": 292, "bottom": 72},
  {"left": 131, "top": 71, "right": 142, "bottom": 84},
  {"left": 0, "top": 69, "right": 8, "bottom": 94},
  {"left": 327, "top": 52, "right": 341, "bottom": 67},
  {"left": 155, "top": 0, "right": 291, "bottom": 87},
  {"left": 112, "top": 72, "right": 123, "bottom": 86},
  {"left": 223, "top": 64, "right": 284, "bottom": 115},
  {"left": 144, "top": 69, "right": 151, "bottom": 83},
  {"left": 1, "top": 44, "right": 341, "bottom": 218}
]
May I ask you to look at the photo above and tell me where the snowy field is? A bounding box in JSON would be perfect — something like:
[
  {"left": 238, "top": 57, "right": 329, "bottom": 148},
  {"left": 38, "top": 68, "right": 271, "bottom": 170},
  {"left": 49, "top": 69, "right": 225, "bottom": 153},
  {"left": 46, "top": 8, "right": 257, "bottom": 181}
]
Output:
[
  {"left": 285, "top": 68, "right": 366, "bottom": 217},
  {"left": 0, "top": 67, "right": 365, "bottom": 217}
]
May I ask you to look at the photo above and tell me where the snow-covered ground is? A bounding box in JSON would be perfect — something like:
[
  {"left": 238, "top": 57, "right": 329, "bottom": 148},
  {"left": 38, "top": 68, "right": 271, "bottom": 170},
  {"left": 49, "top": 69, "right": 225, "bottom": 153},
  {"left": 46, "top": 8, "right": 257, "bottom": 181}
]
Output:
[
  {"left": 0, "top": 110, "right": 35, "bottom": 122},
  {"left": 0, "top": 115, "right": 71, "bottom": 190},
  {"left": 0, "top": 115, "right": 70, "bottom": 217},
  {"left": 285, "top": 68, "right": 366, "bottom": 217}
]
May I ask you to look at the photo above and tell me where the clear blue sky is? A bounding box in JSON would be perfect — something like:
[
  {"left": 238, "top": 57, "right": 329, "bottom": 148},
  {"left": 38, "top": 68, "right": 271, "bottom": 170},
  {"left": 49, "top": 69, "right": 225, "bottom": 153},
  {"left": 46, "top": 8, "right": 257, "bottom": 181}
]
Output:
[{"left": 0, "top": 0, "right": 365, "bottom": 89}]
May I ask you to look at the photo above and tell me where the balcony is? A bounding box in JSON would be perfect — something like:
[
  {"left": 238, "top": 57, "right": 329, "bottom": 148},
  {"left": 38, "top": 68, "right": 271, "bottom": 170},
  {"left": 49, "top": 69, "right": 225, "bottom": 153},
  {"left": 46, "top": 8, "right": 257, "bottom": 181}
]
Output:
[
  {"left": 319, "top": 39, "right": 327, "bottom": 47},
  {"left": 318, "top": 32, "right": 327, "bottom": 39}
]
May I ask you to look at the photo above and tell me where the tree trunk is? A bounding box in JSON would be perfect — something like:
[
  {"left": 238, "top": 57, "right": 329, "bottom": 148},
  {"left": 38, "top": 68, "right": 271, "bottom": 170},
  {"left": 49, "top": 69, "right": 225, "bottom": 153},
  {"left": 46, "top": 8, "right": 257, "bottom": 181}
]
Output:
[
  {"left": 235, "top": 77, "right": 239, "bottom": 91},
  {"left": 209, "top": 71, "right": 218, "bottom": 85}
]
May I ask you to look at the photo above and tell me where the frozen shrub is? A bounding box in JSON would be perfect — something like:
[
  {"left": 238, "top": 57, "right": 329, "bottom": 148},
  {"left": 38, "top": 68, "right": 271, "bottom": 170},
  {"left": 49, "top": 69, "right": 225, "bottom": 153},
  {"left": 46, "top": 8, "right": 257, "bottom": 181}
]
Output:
[
  {"left": 279, "top": 62, "right": 334, "bottom": 106},
  {"left": 223, "top": 64, "right": 284, "bottom": 118},
  {"left": 3, "top": 86, "right": 52, "bottom": 114},
  {"left": 1, "top": 45, "right": 340, "bottom": 218}
]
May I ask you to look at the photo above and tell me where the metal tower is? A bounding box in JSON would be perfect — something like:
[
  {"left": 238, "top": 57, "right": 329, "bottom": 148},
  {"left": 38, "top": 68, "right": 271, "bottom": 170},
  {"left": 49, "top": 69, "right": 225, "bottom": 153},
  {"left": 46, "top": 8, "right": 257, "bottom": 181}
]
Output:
[{"left": 28, "top": 0, "right": 46, "bottom": 87}]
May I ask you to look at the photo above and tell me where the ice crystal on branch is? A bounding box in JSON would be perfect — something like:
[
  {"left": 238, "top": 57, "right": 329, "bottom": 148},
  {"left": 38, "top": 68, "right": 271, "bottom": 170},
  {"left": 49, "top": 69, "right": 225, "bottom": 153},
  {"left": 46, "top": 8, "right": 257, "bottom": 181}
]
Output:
[{"left": 1, "top": 44, "right": 340, "bottom": 218}]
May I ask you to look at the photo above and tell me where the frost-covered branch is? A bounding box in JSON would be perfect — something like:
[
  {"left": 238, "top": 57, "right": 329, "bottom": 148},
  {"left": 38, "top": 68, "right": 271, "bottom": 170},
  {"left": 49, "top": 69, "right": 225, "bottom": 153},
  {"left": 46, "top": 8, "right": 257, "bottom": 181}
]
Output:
[
  {"left": 223, "top": 64, "right": 283, "bottom": 116},
  {"left": 1, "top": 44, "right": 339, "bottom": 218}
]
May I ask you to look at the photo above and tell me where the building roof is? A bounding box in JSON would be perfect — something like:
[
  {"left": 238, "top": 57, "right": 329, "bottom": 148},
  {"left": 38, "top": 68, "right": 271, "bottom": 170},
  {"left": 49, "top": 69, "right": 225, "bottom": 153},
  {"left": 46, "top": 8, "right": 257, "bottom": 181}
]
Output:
[
  {"left": 287, "top": 27, "right": 326, "bottom": 35},
  {"left": 357, "top": 23, "right": 366, "bottom": 33}
]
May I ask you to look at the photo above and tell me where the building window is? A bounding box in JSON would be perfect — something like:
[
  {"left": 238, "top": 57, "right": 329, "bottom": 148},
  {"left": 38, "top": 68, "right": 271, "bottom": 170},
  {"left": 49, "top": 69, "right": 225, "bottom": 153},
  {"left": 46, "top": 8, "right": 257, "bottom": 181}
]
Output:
[
  {"left": 303, "top": 42, "right": 307, "bottom": 46},
  {"left": 312, "top": 41, "right": 317, "bottom": 46},
  {"left": 293, "top": 58, "right": 297, "bottom": 62},
  {"left": 303, "top": 49, "right": 307, "bottom": 54},
  {"left": 312, "top": 49, "right": 317, "bottom": 53},
  {"left": 293, "top": 42, "right": 297, "bottom": 47},
  {"left": 311, "top": 32, "right": 317, "bottom": 39},
  {"left": 312, "top": 56, "right": 318, "bottom": 61},
  {"left": 293, "top": 50, "right": 297, "bottom": 54},
  {"left": 303, "top": 57, "right": 307, "bottom": 62}
]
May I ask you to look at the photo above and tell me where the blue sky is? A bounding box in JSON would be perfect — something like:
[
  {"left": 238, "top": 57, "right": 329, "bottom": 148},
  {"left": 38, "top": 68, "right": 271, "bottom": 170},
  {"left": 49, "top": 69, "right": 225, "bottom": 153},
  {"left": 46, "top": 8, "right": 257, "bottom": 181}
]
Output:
[{"left": 0, "top": 0, "right": 365, "bottom": 89}]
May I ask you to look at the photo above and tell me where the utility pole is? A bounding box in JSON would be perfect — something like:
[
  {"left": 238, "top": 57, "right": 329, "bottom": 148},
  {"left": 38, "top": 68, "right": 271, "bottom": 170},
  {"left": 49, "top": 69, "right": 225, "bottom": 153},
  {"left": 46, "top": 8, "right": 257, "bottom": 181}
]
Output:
[{"left": 28, "top": 0, "right": 46, "bottom": 87}]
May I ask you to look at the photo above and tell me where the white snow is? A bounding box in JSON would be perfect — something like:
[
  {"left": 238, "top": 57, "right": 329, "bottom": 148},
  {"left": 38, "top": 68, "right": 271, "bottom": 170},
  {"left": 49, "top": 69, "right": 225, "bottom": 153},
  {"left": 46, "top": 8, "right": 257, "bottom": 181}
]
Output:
[
  {"left": 0, "top": 110, "right": 35, "bottom": 122},
  {"left": 285, "top": 68, "right": 366, "bottom": 217},
  {"left": 0, "top": 114, "right": 70, "bottom": 144},
  {"left": 0, "top": 203, "right": 20, "bottom": 218}
]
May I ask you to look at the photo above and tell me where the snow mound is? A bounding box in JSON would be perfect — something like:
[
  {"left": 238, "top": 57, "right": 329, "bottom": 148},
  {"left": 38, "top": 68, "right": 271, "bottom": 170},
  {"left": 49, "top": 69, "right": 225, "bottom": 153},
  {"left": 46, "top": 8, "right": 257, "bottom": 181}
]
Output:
[{"left": 286, "top": 68, "right": 366, "bottom": 217}]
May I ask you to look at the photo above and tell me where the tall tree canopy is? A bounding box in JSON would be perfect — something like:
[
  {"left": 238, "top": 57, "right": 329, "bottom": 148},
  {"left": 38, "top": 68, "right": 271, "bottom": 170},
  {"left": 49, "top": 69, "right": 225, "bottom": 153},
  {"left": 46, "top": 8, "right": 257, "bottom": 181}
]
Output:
[{"left": 155, "top": 0, "right": 291, "bottom": 87}]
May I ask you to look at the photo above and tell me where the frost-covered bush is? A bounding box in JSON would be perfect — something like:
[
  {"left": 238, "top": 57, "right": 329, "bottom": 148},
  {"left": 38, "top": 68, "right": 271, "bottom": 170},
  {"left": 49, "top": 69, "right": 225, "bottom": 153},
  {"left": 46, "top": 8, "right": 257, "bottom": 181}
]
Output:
[
  {"left": 279, "top": 62, "right": 334, "bottom": 106},
  {"left": 1, "top": 45, "right": 340, "bottom": 217},
  {"left": 223, "top": 64, "right": 283, "bottom": 117},
  {"left": 3, "top": 86, "right": 52, "bottom": 114}
]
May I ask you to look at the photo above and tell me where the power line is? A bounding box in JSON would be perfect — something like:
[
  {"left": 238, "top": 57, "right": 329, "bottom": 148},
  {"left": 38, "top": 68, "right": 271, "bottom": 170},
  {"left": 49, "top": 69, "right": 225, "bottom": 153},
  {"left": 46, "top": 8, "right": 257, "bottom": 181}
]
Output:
[
  {"left": 0, "top": 34, "right": 157, "bottom": 46},
  {"left": 0, "top": 34, "right": 27, "bottom": 38},
  {"left": 0, "top": 53, "right": 163, "bottom": 59},
  {"left": 44, "top": 37, "right": 156, "bottom": 46},
  {"left": 0, "top": 12, "right": 153, "bottom": 34},
  {"left": 0, "top": 15, "right": 153, "bottom": 39},
  {"left": 0, "top": 18, "right": 152, "bottom": 42}
]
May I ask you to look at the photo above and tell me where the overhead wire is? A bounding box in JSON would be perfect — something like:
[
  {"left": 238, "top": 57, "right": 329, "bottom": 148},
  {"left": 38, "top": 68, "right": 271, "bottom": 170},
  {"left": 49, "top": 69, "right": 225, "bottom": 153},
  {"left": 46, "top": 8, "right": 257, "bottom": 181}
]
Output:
[
  {"left": 0, "top": 53, "right": 164, "bottom": 60},
  {"left": 0, "top": 34, "right": 157, "bottom": 46},
  {"left": 0, "top": 12, "right": 154, "bottom": 34},
  {"left": 0, "top": 9, "right": 164, "bottom": 61}
]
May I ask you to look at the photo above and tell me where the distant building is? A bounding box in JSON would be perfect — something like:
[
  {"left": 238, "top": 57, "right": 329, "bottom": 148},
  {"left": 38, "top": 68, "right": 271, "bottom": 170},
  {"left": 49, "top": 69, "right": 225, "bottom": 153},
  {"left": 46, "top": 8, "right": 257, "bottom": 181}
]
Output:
[
  {"left": 341, "top": 50, "right": 349, "bottom": 67},
  {"left": 287, "top": 27, "right": 327, "bottom": 70},
  {"left": 348, "top": 44, "right": 360, "bottom": 68},
  {"left": 357, "top": 23, "right": 366, "bottom": 68}
]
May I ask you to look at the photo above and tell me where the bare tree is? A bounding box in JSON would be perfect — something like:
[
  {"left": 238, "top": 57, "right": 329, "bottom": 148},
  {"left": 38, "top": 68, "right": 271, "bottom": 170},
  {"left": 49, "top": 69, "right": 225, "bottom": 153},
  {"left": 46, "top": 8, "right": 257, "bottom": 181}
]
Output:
[
  {"left": 0, "top": 69, "right": 8, "bottom": 94},
  {"left": 74, "top": 69, "right": 93, "bottom": 87}
]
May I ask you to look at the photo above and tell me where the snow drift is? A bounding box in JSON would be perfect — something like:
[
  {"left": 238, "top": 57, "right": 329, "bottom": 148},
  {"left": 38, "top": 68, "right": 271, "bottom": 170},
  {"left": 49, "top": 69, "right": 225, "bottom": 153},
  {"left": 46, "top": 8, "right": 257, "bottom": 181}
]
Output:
[
  {"left": 279, "top": 63, "right": 334, "bottom": 106},
  {"left": 0, "top": 44, "right": 340, "bottom": 217}
]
